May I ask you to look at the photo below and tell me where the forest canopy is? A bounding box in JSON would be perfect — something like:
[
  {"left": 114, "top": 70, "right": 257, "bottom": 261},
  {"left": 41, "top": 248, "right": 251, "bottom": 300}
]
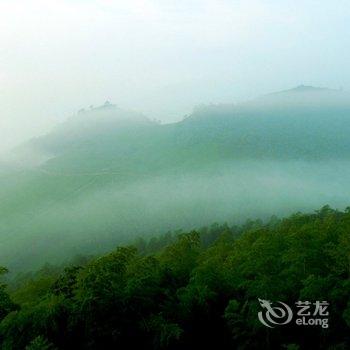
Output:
[{"left": 0, "top": 205, "right": 349, "bottom": 349}]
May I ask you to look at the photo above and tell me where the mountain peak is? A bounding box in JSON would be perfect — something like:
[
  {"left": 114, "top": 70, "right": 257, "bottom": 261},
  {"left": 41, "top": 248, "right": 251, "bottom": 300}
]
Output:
[
  {"left": 251, "top": 84, "right": 348, "bottom": 108},
  {"left": 289, "top": 85, "right": 332, "bottom": 92},
  {"left": 66, "top": 102, "right": 151, "bottom": 126},
  {"left": 273, "top": 85, "right": 336, "bottom": 96}
]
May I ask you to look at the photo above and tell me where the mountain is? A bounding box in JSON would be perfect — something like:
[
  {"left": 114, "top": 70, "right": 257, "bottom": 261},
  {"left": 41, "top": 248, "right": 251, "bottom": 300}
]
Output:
[
  {"left": 23, "top": 85, "right": 350, "bottom": 169},
  {"left": 2, "top": 86, "right": 350, "bottom": 270},
  {"left": 11, "top": 102, "right": 155, "bottom": 166}
]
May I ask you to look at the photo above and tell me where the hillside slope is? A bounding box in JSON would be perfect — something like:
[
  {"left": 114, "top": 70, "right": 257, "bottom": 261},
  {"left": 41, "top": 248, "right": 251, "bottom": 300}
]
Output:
[{"left": 1, "top": 86, "right": 350, "bottom": 270}]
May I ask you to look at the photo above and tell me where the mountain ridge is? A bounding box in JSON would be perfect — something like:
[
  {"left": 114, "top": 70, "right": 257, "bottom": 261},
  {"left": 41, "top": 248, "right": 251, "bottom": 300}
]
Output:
[{"left": 2, "top": 86, "right": 350, "bottom": 270}]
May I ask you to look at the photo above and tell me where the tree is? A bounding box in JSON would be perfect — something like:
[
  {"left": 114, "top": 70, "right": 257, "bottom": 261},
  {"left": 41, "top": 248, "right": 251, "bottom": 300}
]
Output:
[
  {"left": 0, "top": 267, "right": 17, "bottom": 321},
  {"left": 25, "top": 336, "right": 56, "bottom": 350}
]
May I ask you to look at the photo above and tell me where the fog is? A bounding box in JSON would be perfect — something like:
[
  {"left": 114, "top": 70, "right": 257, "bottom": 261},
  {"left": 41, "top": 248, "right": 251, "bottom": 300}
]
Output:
[
  {"left": 1, "top": 0, "right": 350, "bottom": 150},
  {"left": 1, "top": 159, "right": 350, "bottom": 270},
  {"left": 1, "top": 0, "right": 350, "bottom": 271}
]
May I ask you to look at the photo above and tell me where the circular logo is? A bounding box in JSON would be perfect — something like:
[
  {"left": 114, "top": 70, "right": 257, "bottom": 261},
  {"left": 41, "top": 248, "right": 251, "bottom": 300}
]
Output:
[{"left": 258, "top": 298, "right": 293, "bottom": 328}]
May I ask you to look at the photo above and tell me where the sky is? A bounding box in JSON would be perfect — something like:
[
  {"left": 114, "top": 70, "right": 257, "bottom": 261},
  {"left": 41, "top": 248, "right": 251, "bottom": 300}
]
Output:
[{"left": 0, "top": 0, "right": 349, "bottom": 151}]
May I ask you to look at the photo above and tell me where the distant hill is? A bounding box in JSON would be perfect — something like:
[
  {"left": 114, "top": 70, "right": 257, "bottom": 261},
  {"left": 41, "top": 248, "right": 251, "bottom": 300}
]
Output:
[
  {"left": 12, "top": 85, "right": 350, "bottom": 171},
  {"left": 2, "top": 86, "right": 350, "bottom": 270}
]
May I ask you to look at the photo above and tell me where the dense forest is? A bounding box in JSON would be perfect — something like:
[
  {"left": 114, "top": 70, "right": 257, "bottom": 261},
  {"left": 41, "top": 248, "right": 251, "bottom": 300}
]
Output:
[{"left": 0, "top": 205, "right": 349, "bottom": 349}]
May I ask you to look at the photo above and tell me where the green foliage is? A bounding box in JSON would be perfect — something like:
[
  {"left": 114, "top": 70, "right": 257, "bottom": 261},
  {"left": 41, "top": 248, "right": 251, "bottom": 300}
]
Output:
[
  {"left": 0, "top": 267, "right": 18, "bottom": 322},
  {"left": 25, "top": 335, "right": 56, "bottom": 350},
  {"left": 1, "top": 207, "right": 350, "bottom": 349}
]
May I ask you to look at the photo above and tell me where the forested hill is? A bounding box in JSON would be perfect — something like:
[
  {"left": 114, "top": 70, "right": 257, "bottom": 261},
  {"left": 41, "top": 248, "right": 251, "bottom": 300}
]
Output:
[
  {"left": 0, "top": 206, "right": 350, "bottom": 349},
  {"left": 13, "top": 85, "right": 350, "bottom": 170},
  {"left": 1, "top": 86, "right": 350, "bottom": 271}
]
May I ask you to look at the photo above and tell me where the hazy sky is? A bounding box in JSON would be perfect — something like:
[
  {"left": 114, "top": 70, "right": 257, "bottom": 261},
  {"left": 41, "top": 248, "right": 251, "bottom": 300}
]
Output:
[{"left": 0, "top": 0, "right": 349, "bottom": 151}]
